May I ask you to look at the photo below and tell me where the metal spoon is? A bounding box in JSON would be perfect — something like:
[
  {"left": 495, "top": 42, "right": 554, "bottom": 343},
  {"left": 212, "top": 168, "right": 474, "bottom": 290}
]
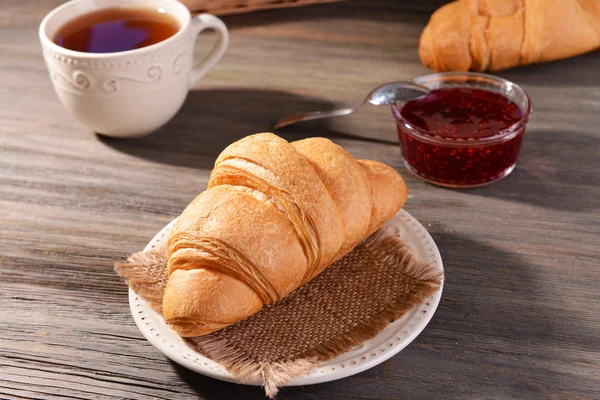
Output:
[{"left": 274, "top": 81, "right": 430, "bottom": 129}]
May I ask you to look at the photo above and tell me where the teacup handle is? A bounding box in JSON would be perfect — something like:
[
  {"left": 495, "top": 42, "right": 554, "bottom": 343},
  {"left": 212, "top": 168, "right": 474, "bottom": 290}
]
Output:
[{"left": 189, "top": 14, "right": 229, "bottom": 87}]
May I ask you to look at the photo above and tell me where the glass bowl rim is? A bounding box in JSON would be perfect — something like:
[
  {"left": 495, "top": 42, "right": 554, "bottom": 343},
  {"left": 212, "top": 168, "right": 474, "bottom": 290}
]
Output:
[{"left": 392, "top": 72, "right": 532, "bottom": 146}]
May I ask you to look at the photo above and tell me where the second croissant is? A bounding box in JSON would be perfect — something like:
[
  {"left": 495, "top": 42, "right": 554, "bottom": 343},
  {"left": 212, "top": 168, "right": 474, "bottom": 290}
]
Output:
[{"left": 419, "top": 0, "right": 600, "bottom": 72}]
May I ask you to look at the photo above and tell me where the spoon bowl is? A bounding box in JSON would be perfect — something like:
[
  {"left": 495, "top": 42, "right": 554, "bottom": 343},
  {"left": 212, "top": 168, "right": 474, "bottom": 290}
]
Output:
[{"left": 367, "top": 82, "right": 431, "bottom": 106}]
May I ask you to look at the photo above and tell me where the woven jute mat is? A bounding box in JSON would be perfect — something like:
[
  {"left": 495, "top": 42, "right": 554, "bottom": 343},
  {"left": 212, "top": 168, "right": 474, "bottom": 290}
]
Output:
[{"left": 115, "top": 229, "right": 442, "bottom": 397}]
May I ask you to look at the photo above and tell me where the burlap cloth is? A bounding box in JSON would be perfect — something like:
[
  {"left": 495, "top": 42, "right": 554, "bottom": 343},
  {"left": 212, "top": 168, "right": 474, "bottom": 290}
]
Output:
[{"left": 115, "top": 228, "right": 442, "bottom": 398}]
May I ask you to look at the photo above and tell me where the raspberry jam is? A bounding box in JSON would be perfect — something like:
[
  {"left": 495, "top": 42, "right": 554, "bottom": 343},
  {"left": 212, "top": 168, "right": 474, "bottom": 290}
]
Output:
[{"left": 392, "top": 76, "right": 531, "bottom": 188}]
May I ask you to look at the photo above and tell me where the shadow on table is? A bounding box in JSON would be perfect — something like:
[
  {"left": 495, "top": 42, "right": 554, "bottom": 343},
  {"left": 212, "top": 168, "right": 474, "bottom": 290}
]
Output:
[
  {"left": 171, "top": 362, "right": 267, "bottom": 399},
  {"left": 97, "top": 88, "right": 334, "bottom": 170},
  {"left": 497, "top": 51, "right": 600, "bottom": 88},
  {"left": 98, "top": 88, "right": 395, "bottom": 170},
  {"left": 459, "top": 129, "right": 599, "bottom": 212},
  {"left": 377, "top": 231, "right": 580, "bottom": 398},
  {"left": 426, "top": 231, "right": 553, "bottom": 339}
]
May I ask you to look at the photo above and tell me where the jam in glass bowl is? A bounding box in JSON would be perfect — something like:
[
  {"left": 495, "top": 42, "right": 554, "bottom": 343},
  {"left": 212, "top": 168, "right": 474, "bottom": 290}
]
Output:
[{"left": 392, "top": 72, "right": 532, "bottom": 188}]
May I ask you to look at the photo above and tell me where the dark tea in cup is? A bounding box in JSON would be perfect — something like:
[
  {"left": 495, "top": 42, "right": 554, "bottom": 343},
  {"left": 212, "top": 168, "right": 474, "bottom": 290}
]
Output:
[{"left": 53, "top": 7, "right": 180, "bottom": 53}]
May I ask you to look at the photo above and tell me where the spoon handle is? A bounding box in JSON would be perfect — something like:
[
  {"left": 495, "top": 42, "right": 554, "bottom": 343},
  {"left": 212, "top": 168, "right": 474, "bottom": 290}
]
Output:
[{"left": 274, "top": 107, "right": 356, "bottom": 129}]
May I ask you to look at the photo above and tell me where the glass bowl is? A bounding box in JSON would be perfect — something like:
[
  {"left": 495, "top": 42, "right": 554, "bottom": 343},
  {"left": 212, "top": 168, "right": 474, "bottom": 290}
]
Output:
[{"left": 392, "top": 72, "right": 532, "bottom": 188}]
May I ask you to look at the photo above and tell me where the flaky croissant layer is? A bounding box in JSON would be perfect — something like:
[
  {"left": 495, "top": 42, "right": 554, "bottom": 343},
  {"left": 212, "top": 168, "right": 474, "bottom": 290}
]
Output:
[{"left": 163, "top": 133, "right": 407, "bottom": 337}]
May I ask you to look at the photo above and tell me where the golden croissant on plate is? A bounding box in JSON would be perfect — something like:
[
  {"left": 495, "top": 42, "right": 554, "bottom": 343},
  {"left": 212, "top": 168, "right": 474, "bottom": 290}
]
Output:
[
  {"left": 163, "top": 133, "right": 408, "bottom": 337},
  {"left": 419, "top": 0, "right": 600, "bottom": 72}
]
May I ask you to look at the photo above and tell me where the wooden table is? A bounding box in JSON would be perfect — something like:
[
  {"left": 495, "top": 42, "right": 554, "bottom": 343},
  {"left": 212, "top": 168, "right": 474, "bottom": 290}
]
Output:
[{"left": 2, "top": 0, "right": 599, "bottom": 399}]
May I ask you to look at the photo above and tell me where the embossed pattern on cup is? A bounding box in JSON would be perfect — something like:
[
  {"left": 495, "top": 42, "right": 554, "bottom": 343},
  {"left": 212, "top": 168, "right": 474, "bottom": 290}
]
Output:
[{"left": 43, "top": 33, "right": 192, "bottom": 97}]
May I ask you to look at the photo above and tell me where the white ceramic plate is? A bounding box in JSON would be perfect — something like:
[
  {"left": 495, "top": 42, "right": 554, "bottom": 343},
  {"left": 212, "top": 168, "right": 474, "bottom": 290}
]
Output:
[{"left": 129, "top": 209, "right": 444, "bottom": 386}]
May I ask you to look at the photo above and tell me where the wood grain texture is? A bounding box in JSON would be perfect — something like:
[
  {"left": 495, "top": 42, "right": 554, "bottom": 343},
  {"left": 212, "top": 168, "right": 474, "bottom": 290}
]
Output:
[{"left": 1, "top": 0, "right": 599, "bottom": 399}]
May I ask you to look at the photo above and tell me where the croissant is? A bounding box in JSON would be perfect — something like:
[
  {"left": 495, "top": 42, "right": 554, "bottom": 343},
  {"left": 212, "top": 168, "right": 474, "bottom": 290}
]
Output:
[
  {"left": 163, "top": 133, "right": 408, "bottom": 337},
  {"left": 419, "top": 0, "right": 600, "bottom": 72}
]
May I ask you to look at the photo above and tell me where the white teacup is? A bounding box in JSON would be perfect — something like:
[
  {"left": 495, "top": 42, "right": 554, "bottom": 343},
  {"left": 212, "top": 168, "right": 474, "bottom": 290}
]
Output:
[{"left": 39, "top": 0, "right": 229, "bottom": 138}]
